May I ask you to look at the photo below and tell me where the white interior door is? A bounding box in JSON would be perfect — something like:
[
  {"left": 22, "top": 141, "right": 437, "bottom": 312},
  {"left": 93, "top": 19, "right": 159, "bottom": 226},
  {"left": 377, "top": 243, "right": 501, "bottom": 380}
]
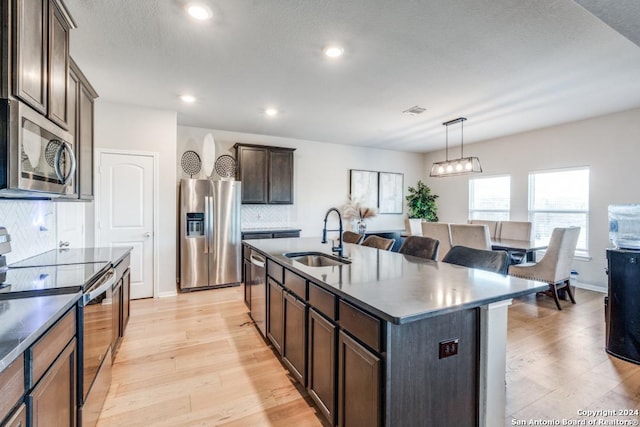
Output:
[
  {"left": 97, "top": 151, "right": 155, "bottom": 299},
  {"left": 56, "top": 203, "right": 85, "bottom": 248}
]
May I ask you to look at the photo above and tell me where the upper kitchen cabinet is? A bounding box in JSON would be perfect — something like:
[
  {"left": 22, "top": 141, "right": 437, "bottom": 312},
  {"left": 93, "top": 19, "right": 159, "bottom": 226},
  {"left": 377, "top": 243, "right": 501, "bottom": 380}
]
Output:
[
  {"left": 234, "top": 143, "right": 295, "bottom": 205},
  {"left": 69, "top": 58, "right": 98, "bottom": 200},
  {"left": 9, "top": 0, "right": 75, "bottom": 129}
]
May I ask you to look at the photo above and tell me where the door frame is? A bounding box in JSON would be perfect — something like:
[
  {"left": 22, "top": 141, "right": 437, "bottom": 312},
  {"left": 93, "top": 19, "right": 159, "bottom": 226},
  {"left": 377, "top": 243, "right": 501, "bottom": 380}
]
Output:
[{"left": 95, "top": 148, "right": 160, "bottom": 298}]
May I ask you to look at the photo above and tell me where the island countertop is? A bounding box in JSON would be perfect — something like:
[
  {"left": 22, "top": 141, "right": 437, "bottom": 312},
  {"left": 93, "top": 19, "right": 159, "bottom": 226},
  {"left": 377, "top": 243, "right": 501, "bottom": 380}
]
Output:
[{"left": 245, "top": 237, "right": 548, "bottom": 324}]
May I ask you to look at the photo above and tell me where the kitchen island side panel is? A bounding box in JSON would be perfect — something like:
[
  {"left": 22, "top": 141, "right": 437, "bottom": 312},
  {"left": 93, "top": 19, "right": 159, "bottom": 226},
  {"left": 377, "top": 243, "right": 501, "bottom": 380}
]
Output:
[{"left": 385, "top": 308, "right": 479, "bottom": 427}]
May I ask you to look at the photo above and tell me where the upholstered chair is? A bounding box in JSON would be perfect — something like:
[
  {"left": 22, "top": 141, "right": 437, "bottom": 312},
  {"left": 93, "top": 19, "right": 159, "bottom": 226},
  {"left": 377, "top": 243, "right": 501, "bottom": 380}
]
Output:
[
  {"left": 498, "top": 221, "right": 533, "bottom": 264},
  {"left": 398, "top": 236, "right": 440, "bottom": 261},
  {"left": 361, "top": 235, "right": 395, "bottom": 251},
  {"left": 468, "top": 219, "right": 499, "bottom": 240},
  {"left": 508, "top": 227, "right": 581, "bottom": 310},
  {"left": 442, "top": 246, "right": 509, "bottom": 274},
  {"left": 421, "top": 222, "right": 452, "bottom": 261},
  {"left": 449, "top": 224, "right": 492, "bottom": 250},
  {"left": 404, "top": 218, "right": 423, "bottom": 236},
  {"left": 343, "top": 231, "right": 364, "bottom": 244}
]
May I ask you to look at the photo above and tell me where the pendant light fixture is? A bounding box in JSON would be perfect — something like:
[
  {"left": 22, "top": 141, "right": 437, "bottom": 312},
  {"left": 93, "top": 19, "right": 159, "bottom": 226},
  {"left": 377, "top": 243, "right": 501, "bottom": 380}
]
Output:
[{"left": 429, "top": 117, "right": 482, "bottom": 177}]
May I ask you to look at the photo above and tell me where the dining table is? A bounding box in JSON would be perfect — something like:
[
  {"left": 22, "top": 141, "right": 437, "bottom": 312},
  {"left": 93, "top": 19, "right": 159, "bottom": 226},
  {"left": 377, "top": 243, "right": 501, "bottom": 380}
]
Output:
[{"left": 491, "top": 238, "right": 547, "bottom": 263}]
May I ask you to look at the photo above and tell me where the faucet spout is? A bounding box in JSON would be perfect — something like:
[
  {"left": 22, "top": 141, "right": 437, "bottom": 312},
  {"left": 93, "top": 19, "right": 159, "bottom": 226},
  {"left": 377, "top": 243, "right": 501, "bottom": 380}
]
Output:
[{"left": 322, "top": 207, "right": 344, "bottom": 258}]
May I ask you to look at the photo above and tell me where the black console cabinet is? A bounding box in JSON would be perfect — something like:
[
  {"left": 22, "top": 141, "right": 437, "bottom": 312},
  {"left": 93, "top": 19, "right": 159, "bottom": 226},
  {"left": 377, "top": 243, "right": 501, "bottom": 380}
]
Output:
[{"left": 606, "top": 249, "right": 640, "bottom": 364}]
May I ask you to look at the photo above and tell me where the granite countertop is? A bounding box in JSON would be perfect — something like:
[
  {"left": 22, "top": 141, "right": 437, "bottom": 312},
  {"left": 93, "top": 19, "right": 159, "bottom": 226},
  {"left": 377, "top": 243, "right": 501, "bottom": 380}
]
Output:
[
  {"left": 9, "top": 246, "right": 132, "bottom": 268},
  {"left": 0, "top": 292, "right": 80, "bottom": 373},
  {"left": 246, "top": 237, "right": 548, "bottom": 324}
]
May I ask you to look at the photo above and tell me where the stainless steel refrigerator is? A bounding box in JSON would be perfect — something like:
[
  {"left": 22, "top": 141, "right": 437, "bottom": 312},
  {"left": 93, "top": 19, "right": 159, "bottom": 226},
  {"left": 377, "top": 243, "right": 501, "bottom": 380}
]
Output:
[{"left": 179, "top": 179, "right": 242, "bottom": 291}]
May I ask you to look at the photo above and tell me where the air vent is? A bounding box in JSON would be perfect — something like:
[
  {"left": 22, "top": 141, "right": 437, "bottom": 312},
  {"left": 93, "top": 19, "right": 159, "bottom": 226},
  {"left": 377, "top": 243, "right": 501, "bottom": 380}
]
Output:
[{"left": 403, "top": 105, "right": 427, "bottom": 116}]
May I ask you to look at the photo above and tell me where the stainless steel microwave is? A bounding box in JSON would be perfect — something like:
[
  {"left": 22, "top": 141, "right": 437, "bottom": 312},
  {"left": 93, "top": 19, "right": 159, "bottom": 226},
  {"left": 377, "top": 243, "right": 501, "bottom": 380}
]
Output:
[{"left": 0, "top": 98, "right": 76, "bottom": 197}]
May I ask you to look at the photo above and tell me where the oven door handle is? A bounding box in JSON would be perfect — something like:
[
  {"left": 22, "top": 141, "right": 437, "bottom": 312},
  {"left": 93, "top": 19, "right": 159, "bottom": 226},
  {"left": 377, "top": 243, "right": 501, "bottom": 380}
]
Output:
[{"left": 82, "top": 268, "right": 116, "bottom": 306}]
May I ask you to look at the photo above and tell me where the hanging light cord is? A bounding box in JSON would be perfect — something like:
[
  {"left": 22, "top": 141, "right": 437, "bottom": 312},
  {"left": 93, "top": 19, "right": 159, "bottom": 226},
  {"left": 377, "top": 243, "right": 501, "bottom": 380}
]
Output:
[{"left": 460, "top": 120, "right": 464, "bottom": 158}]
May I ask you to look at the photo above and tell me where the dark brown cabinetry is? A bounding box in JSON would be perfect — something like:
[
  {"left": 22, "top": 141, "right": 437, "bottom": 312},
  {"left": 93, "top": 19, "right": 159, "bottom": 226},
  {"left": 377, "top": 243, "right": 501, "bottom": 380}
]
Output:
[
  {"left": 282, "top": 292, "right": 306, "bottom": 385},
  {"left": 267, "top": 278, "right": 284, "bottom": 354},
  {"left": 234, "top": 144, "right": 295, "bottom": 205},
  {"left": 0, "top": 355, "right": 25, "bottom": 426},
  {"left": 28, "top": 339, "right": 77, "bottom": 427},
  {"left": 2, "top": 403, "right": 26, "bottom": 427},
  {"left": 112, "top": 256, "right": 131, "bottom": 357},
  {"left": 69, "top": 59, "right": 98, "bottom": 200},
  {"left": 242, "top": 246, "right": 251, "bottom": 309},
  {"left": 242, "top": 229, "right": 301, "bottom": 240},
  {"left": 308, "top": 308, "right": 336, "bottom": 424},
  {"left": 12, "top": 0, "right": 73, "bottom": 129}
]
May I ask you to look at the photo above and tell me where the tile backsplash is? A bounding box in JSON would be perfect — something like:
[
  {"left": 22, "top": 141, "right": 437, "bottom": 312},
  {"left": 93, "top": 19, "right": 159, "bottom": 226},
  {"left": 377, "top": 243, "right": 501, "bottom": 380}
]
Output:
[
  {"left": 242, "top": 205, "right": 292, "bottom": 229},
  {"left": 0, "top": 200, "right": 56, "bottom": 264}
]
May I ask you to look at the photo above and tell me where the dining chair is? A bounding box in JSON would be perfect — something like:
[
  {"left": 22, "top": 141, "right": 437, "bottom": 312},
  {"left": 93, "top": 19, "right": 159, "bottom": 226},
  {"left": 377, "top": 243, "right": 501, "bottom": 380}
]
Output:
[
  {"left": 404, "top": 218, "right": 423, "bottom": 236},
  {"left": 442, "top": 245, "right": 509, "bottom": 274},
  {"left": 497, "top": 221, "right": 533, "bottom": 264},
  {"left": 449, "top": 224, "right": 492, "bottom": 250},
  {"left": 508, "top": 227, "right": 581, "bottom": 310},
  {"left": 421, "top": 222, "right": 452, "bottom": 261},
  {"left": 361, "top": 235, "right": 395, "bottom": 251},
  {"left": 468, "top": 219, "right": 499, "bottom": 240},
  {"left": 343, "top": 231, "right": 364, "bottom": 244},
  {"left": 398, "top": 236, "right": 439, "bottom": 260}
]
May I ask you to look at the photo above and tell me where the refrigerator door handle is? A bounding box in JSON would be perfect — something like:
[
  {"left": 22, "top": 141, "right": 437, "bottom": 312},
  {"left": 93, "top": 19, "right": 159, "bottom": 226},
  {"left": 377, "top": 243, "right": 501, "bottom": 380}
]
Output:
[
  {"left": 204, "top": 196, "right": 210, "bottom": 253},
  {"left": 209, "top": 195, "right": 214, "bottom": 253}
]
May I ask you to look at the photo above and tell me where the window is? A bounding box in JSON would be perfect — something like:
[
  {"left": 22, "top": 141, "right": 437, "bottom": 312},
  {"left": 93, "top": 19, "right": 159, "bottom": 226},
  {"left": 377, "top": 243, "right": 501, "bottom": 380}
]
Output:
[
  {"left": 528, "top": 168, "right": 589, "bottom": 254},
  {"left": 469, "top": 176, "right": 511, "bottom": 221}
]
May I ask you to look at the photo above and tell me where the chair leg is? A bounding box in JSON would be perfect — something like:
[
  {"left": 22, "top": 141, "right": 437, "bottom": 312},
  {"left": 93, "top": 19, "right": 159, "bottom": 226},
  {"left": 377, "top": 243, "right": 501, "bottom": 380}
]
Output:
[
  {"left": 564, "top": 279, "right": 576, "bottom": 304},
  {"left": 549, "top": 283, "right": 563, "bottom": 310}
]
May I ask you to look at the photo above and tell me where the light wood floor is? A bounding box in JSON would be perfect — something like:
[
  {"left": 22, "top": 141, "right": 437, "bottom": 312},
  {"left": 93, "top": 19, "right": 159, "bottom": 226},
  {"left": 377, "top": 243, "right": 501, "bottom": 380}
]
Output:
[{"left": 97, "top": 286, "right": 640, "bottom": 426}]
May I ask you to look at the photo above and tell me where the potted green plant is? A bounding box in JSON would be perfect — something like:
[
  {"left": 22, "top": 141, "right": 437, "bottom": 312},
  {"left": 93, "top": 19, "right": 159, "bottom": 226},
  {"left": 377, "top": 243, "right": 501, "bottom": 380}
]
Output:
[{"left": 406, "top": 180, "right": 439, "bottom": 222}]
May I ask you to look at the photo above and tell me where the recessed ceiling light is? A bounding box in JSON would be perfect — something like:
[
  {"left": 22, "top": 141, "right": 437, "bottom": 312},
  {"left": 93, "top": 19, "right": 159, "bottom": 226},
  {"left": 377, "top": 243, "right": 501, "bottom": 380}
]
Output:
[
  {"left": 186, "top": 3, "right": 213, "bottom": 20},
  {"left": 323, "top": 45, "right": 344, "bottom": 58},
  {"left": 265, "top": 108, "right": 278, "bottom": 117},
  {"left": 180, "top": 94, "right": 197, "bottom": 103}
]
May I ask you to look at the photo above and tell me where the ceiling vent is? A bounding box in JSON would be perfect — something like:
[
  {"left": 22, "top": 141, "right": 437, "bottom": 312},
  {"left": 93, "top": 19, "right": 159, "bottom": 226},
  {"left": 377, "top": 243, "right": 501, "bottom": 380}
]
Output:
[{"left": 403, "top": 105, "right": 427, "bottom": 116}]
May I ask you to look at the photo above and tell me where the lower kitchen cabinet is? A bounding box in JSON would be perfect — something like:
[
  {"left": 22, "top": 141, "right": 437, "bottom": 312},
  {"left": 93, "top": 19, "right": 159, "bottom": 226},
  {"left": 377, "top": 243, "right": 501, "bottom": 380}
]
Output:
[
  {"left": 28, "top": 338, "right": 77, "bottom": 427},
  {"left": 282, "top": 292, "right": 306, "bottom": 385},
  {"left": 243, "top": 258, "right": 251, "bottom": 309},
  {"left": 308, "top": 308, "right": 336, "bottom": 424},
  {"left": 112, "top": 280, "right": 122, "bottom": 354},
  {"left": 122, "top": 268, "right": 131, "bottom": 333},
  {"left": 267, "top": 278, "right": 284, "bottom": 354},
  {"left": 112, "top": 255, "right": 131, "bottom": 358},
  {"left": 1, "top": 403, "right": 26, "bottom": 427},
  {"left": 337, "top": 331, "right": 381, "bottom": 427}
]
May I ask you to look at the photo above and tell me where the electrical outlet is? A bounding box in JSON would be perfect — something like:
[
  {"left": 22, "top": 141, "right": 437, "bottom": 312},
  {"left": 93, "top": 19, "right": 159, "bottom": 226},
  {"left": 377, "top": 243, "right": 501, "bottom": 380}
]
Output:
[{"left": 439, "top": 339, "right": 459, "bottom": 359}]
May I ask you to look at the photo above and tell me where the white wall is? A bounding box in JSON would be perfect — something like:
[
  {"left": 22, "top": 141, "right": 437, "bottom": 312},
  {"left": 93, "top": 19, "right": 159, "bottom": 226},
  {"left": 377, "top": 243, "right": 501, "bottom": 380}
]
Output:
[
  {"left": 177, "top": 126, "right": 424, "bottom": 237},
  {"left": 423, "top": 107, "right": 640, "bottom": 290},
  {"left": 95, "top": 101, "right": 177, "bottom": 297}
]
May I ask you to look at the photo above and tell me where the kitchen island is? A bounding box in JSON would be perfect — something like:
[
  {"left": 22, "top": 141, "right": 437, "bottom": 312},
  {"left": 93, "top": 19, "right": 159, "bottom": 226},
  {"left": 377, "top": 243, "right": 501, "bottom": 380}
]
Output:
[{"left": 243, "top": 237, "right": 548, "bottom": 427}]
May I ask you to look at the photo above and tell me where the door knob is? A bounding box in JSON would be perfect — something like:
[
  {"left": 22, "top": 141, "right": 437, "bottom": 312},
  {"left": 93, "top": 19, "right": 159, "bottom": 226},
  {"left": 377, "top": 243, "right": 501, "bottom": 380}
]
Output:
[{"left": 144, "top": 232, "right": 151, "bottom": 238}]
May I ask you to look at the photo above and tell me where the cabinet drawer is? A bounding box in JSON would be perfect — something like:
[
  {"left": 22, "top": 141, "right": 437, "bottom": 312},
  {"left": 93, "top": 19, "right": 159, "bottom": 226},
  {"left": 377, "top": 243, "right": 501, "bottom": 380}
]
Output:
[
  {"left": 0, "top": 355, "right": 25, "bottom": 422},
  {"left": 243, "top": 233, "right": 272, "bottom": 240},
  {"left": 267, "top": 259, "right": 284, "bottom": 283},
  {"left": 284, "top": 269, "right": 306, "bottom": 300},
  {"left": 309, "top": 282, "right": 336, "bottom": 321},
  {"left": 338, "top": 300, "right": 381, "bottom": 352},
  {"left": 29, "top": 307, "right": 76, "bottom": 387}
]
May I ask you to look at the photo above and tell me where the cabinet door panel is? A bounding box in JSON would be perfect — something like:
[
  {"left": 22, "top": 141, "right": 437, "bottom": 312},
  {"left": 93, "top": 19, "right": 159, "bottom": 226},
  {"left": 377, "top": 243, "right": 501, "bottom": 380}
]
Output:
[
  {"left": 78, "top": 85, "right": 95, "bottom": 199},
  {"left": 338, "top": 331, "right": 381, "bottom": 427},
  {"left": 237, "top": 147, "right": 268, "bottom": 203},
  {"left": 267, "top": 279, "right": 283, "bottom": 354},
  {"left": 308, "top": 308, "right": 336, "bottom": 424},
  {"left": 283, "top": 292, "right": 306, "bottom": 385},
  {"left": 14, "top": 0, "right": 48, "bottom": 113},
  {"left": 243, "top": 259, "right": 251, "bottom": 309},
  {"left": 268, "top": 150, "right": 293, "bottom": 204},
  {"left": 29, "top": 338, "right": 77, "bottom": 427},
  {"left": 47, "top": 2, "right": 70, "bottom": 128}
]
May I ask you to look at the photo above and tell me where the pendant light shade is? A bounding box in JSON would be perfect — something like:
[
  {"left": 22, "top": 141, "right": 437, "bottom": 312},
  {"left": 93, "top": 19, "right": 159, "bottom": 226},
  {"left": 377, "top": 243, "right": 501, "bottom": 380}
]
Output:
[{"left": 429, "top": 117, "right": 482, "bottom": 177}]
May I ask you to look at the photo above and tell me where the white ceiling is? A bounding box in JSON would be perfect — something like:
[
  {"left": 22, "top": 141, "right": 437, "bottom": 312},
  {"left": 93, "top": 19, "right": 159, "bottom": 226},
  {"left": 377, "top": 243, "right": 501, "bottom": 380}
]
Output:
[{"left": 64, "top": 0, "right": 640, "bottom": 153}]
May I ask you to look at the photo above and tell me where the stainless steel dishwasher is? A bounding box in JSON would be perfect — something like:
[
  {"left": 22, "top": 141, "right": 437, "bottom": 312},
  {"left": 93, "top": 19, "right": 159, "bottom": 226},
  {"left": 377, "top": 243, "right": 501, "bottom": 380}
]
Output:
[{"left": 249, "top": 250, "right": 266, "bottom": 336}]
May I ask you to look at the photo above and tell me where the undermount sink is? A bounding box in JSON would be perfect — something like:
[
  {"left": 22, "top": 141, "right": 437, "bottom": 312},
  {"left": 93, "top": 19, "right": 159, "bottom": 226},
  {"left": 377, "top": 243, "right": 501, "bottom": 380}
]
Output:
[{"left": 284, "top": 252, "right": 351, "bottom": 267}]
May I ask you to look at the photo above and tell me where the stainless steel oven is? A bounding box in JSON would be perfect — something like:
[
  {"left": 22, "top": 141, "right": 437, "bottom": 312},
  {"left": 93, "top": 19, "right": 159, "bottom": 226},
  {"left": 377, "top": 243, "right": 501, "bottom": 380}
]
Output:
[
  {"left": 79, "top": 267, "right": 115, "bottom": 427},
  {"left": 0, "top": 98, "right": 76, "bottom": 197}
]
